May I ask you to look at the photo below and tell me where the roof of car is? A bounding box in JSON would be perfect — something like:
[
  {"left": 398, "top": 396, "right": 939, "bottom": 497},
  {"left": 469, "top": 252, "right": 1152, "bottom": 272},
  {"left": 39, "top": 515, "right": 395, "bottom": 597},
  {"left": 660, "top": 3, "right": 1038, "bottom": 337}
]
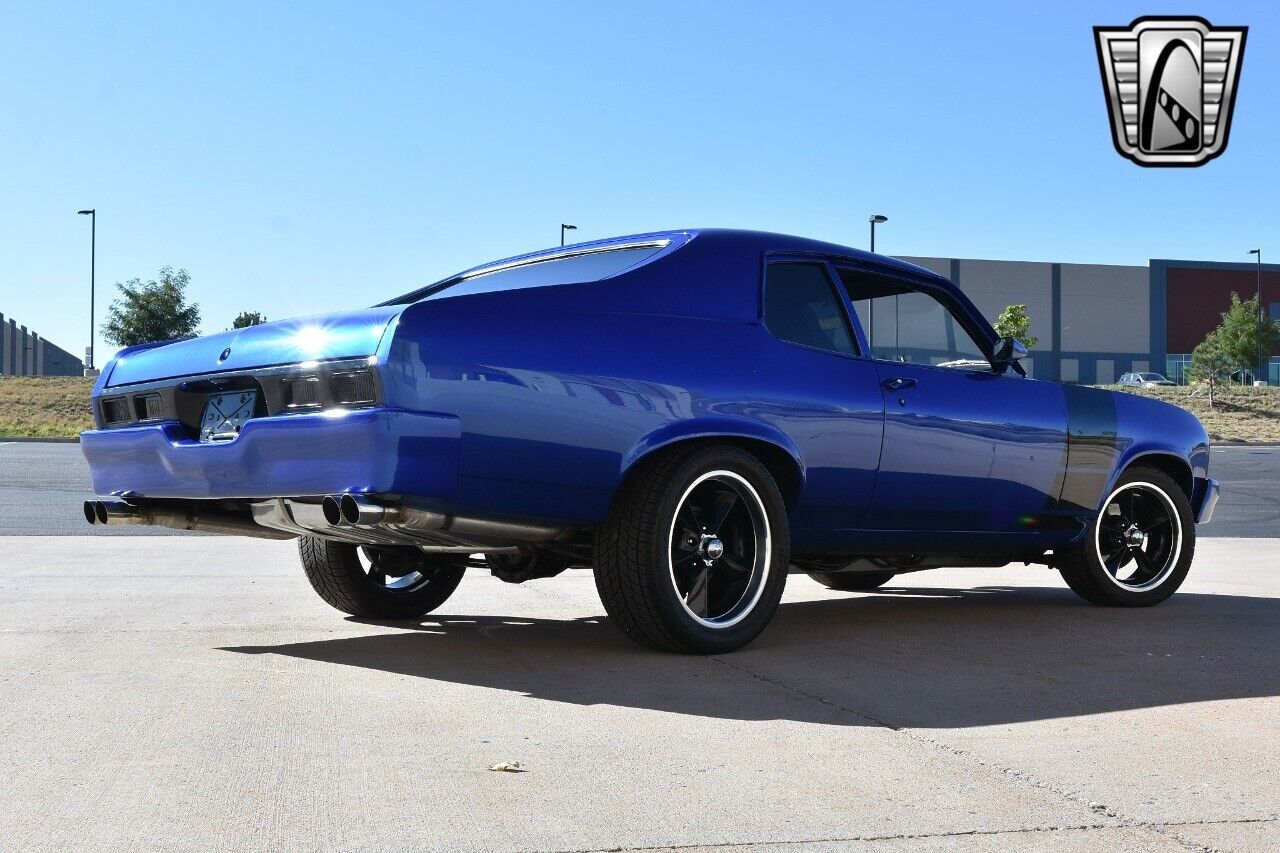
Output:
[
  {"left": 452, "top": 228, "right": 944, "bottom": 282},
  {"left": 388, "top": 228, "right": 964, "bottom": 324}
]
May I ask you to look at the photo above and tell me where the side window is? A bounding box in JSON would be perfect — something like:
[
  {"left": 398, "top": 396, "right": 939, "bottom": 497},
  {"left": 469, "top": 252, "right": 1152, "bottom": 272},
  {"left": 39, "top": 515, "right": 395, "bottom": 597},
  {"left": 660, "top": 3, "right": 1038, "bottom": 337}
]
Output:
[
  {"left": 764, "top": 263, "right": 856, "bottom": 356},
  {"left": 839, "top": 270, "right": 988, "bottom": 367}
]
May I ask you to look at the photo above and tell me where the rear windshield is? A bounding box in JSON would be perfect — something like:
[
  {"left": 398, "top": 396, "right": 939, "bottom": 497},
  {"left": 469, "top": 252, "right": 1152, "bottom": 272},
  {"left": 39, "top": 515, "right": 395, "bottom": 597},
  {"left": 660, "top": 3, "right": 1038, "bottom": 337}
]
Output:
[{"left": 399, "top": 243, "right": 667, "bottom": 304}]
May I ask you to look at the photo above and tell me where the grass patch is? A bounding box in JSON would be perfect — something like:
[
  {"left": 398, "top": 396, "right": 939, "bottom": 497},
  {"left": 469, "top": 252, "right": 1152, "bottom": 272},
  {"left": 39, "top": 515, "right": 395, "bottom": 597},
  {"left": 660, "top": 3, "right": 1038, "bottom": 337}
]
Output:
[
  {"left": 0, "top": 376, "right": 96, "bottom": 438},
  {"left": 1107, "top": 384, "right": 1280, "bottom": 443}
]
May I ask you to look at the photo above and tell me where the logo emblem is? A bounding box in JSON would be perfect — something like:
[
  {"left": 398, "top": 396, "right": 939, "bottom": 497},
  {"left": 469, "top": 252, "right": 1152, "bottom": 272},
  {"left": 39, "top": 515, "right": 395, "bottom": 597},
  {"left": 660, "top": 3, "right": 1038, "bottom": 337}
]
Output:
[
  {"left": 1094, "top": 16, "right": 1247, "bottom": 166},
  {"left": 219, "top": 347, "right": 232, "bottom": 361}
]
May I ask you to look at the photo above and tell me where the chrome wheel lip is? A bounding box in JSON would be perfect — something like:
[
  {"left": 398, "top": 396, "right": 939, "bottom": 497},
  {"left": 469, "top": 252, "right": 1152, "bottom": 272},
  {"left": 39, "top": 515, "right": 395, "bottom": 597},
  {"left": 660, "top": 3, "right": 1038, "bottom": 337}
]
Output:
[
  {"left": 1094, "top": 481, "right": 1182, "bottom": 593},
  {"left": 668, "top": 470, "right": 771, "bottom": 630}
]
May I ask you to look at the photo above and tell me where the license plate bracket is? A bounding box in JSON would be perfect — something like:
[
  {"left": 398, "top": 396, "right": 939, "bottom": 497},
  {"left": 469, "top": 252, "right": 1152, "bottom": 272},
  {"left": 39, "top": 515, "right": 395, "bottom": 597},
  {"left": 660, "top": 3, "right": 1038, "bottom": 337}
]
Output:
[{"left": 200, "top": 390, "right": 258, "bottom": 442}]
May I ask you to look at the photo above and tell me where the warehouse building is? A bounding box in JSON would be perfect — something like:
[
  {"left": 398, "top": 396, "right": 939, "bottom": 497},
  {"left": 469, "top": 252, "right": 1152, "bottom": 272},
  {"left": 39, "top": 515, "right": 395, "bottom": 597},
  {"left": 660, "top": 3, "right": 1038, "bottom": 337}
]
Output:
[
  {"left": 900, "top": 256, "right": 1280, "bottom": 385},
  {"left": 0, "top": 312, "right": 85, "bottom": 377}
]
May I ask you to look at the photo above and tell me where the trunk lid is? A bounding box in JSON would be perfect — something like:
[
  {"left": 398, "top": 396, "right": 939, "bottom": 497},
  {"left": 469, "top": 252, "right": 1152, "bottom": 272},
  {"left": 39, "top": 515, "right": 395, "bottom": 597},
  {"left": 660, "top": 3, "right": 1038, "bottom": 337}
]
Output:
[{"left": 103, "top": 306, "right": 402, "bottom": 387}]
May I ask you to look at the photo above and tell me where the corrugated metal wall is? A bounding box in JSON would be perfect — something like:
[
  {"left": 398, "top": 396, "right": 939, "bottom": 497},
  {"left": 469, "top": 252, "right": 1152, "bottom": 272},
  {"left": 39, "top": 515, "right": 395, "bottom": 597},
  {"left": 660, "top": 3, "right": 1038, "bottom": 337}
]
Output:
[{"left": 0, "top": 312, "right": 84, "bottom": 377}]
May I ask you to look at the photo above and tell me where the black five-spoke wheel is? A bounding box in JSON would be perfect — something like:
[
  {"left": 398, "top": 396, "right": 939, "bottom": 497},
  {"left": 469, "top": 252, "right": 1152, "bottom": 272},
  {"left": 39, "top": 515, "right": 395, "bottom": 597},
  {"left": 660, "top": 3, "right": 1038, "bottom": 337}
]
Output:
[
  {"left": 595, "top": 445, "right": 790, "bottom": 653},
  {"left": 669, "top": 470, "right": 771, "bottom": 628},
  {"left": 1095, "top": 483, "right": 1182, "bottom": 592},
  {"left": 1058, "top": 466, "right": 1195, "bottom": 607}
]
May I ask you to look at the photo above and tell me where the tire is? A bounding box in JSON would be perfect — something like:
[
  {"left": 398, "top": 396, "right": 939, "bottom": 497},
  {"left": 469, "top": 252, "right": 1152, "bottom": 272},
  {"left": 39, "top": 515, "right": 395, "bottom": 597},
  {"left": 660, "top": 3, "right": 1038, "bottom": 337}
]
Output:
[
  {"left": 299, "top": 537, "right": 466, "bottom": 619},
  {"left": 1056, "top": 466, "right": 1195, "bottom": 607},
  {"left": 807, "top": 569, "right": 896, "bottom": 591},
  {"left": 594, "top": 445, "right": 789, "bottom": 654}
]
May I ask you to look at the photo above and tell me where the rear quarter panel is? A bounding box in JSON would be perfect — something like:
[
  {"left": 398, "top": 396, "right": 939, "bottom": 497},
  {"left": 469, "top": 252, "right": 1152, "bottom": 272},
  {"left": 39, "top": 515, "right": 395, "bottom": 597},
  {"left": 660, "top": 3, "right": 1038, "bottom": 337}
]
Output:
[{"left": 380, "top": 285, "right": 884, "bottom": 532}]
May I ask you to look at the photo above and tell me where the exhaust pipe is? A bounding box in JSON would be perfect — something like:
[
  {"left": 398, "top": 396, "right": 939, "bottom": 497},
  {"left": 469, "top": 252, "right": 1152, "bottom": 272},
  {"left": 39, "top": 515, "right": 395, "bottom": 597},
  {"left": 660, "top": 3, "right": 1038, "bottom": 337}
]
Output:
[
  {"left": 321, "top": 493, "right": 564, "bottom": 544},
  {"left": 83, "top": 499, "right": 294, "bottom": 540}
]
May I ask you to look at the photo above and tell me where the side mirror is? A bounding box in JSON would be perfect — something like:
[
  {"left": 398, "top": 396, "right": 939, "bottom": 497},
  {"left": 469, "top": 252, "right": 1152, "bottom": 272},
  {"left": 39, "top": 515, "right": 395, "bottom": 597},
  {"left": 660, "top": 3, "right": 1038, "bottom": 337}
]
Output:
[{"left": 991, "top": 336, "right": 1029, "bottom": 373}]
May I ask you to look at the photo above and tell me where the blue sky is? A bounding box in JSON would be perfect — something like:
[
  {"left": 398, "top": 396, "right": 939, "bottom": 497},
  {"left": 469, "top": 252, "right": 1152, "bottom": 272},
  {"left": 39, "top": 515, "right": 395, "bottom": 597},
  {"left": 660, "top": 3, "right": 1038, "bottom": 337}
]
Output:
[{"left": 1, "top": 1, "right": 1276, "bottom": 363}]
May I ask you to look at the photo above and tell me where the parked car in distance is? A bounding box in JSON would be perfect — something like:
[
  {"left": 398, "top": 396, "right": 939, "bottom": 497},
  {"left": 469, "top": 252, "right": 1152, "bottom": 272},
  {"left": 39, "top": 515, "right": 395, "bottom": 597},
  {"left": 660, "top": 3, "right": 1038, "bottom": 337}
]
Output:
[
  {"left": 1118, "top": 372, "right": 1177, "bottom": 387},
  {"left": 79, "top": 230, "right": 1220, "bottom": 653}
]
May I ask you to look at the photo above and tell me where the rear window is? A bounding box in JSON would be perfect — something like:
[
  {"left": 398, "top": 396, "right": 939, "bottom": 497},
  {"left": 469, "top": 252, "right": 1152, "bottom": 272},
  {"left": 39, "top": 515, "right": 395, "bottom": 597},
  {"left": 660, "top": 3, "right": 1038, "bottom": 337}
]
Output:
[{"left": 412, "top": 243, "right": 667, "bottom": 303}]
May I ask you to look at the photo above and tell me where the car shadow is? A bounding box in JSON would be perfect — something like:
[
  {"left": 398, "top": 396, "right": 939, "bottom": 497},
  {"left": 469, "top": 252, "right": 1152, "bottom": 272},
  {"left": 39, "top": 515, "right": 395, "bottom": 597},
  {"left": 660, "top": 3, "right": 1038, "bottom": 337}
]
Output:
[{"left": 221, "top": 584, "right": 1280, "bottom": 728}]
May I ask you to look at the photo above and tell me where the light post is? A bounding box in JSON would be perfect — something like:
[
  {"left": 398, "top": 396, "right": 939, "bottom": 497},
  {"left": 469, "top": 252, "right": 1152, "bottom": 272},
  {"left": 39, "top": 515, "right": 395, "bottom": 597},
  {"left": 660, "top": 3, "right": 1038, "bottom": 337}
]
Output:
[
  {"left": 1250, "top": 248, "right": 1262, "bottom": 385},
  {"left": 868, "top": 215, "right": 889, "bottom": 354},
  {"left": 78, "top": 209, "right": 96, "bottom": 372},
  {"left": 869, "top": 214, "right": 888, "bottom": 253},
  {"left": 561, "top": 223, "right": 577, "bottom": 247}
]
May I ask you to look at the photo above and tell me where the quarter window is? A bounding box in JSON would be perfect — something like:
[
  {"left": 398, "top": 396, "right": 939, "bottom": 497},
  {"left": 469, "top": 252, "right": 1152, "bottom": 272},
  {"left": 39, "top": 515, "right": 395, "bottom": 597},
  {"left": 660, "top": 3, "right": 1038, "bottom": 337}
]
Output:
[{"left": 764, "top": 263, "right": 855, "bottom": 356}]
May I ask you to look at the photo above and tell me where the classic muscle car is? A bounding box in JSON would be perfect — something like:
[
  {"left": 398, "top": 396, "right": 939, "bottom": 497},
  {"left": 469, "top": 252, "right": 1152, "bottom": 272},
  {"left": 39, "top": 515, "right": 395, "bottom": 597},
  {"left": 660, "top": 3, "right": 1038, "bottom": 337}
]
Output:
[{"left": 81, "top": 229, "right": 1220, "bottom": 653}]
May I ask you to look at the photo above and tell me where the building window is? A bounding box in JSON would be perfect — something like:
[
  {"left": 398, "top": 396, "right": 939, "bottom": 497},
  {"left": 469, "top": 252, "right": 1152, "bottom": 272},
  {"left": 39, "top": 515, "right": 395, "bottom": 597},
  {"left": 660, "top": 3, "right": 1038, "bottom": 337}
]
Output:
[
  {"left": 1060, "top": 358, "right": 1079, "bottom": 383},
  {"left": 1096, "top": 359, "right": 1115, "bottom": 384}
]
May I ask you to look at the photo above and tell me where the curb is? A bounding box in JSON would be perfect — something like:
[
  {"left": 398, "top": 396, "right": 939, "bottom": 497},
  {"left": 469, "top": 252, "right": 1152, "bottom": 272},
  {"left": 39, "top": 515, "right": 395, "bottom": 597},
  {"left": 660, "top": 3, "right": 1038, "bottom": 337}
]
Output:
[{"left": 0, "top": 436, "right": 81, "bottom": 444}]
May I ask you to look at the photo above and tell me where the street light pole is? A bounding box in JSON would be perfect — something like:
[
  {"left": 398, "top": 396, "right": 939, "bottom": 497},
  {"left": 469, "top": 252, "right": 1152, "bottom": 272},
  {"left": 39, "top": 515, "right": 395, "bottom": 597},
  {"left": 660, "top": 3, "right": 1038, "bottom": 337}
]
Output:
[
  {"left": 867, "top": 215, "right": 888, "bottom": 354},
  {"left": 869, "top": 213, "right": 888, "bottom": 254},
  {"left": 560, "top": 223, "right": 577, "bottom": 247},
  {"left": 78, "top": 209, "right": 96, "bottom": 372},
  {"left": 1250, "top": 248, "right": 1262, "bottom": 384}
]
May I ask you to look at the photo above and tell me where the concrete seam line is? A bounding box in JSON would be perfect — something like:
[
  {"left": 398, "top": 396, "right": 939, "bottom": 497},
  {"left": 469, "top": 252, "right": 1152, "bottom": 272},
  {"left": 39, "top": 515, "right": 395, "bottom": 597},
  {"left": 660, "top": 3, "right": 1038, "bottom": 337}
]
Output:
[
  {"left": 710, "top": 656, "right": 1276, "bottom": 853},
  {"left": 705, "top": 654, "right": 1132, "bottom": 825},
  {"left": 533, "top": 817, "right": 1280, "bottom": 853}
]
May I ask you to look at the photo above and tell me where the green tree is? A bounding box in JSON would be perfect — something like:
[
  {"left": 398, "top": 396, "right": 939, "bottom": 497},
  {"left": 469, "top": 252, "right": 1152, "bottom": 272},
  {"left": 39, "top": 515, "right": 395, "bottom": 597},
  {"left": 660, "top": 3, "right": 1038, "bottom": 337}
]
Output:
[
  {"left": 232, "top": 311, "right": 267, "bottom": 329},
  {"left": 1190, "top": 329, "right": 1233, "bottom": 409},
  {"left": 1214, "top": 292, "right": 1280, "bottom": 383},
  {"left": 994, "top": 304, "right": 1039, "bottom": 349},
  {"left": 101, "top": 266, "right": 201, "bottom": 347}
]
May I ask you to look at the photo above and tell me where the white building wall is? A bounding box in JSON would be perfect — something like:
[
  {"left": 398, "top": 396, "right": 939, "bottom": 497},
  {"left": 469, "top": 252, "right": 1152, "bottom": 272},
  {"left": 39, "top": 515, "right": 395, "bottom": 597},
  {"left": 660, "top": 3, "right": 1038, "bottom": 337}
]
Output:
[
  {"left": 954, "top": 259, "right": 1054, "bottom": 335},
  {"left": 1058, "top": 263, "right": 1149, "bottom": 353}
]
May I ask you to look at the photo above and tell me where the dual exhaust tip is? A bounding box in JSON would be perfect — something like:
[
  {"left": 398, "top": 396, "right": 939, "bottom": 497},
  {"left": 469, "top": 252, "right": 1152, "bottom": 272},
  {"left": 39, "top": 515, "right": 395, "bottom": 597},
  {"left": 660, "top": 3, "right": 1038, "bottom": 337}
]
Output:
[
  {"left": 321, "top": 494, "right": 387, "bottom": 527},
  {"left": 83, "top": 500, "right": 111, "bottom": 525}
]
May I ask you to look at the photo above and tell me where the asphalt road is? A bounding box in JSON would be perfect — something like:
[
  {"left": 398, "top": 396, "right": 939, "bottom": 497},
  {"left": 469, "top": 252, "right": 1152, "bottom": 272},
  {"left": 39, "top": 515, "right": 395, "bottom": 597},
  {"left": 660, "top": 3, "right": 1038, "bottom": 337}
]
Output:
[
  {"left": 1, "top": 441, "right": 1275, "bottom": 537},
  {"left": 1, "top": 536, "right": 1277, "bottom": 851}
]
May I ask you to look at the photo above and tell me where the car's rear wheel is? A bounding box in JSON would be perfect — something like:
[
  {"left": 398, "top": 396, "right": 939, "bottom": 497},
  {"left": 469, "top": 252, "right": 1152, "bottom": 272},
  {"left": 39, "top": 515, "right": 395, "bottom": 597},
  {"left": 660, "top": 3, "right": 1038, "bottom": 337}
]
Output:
[
  {"left": 1056, "top": 467, "right": 1194, "bottom": 606},
  {"left": 594, "top": 445, "right": 789, "bottom": 654},
  {"left": 299, "top": 536, "right": 466, "bottom": 619},
  {"left": 806, "top": 569, "right": 896, "bottom": 591}
]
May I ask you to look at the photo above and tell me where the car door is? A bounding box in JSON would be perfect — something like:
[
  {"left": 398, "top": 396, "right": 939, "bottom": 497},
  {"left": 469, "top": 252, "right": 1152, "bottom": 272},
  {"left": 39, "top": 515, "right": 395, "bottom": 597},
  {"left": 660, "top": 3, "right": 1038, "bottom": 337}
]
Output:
[
  {"left": 756, "top": 260, "right": 885, "bottom": 538},
  {"left": 835, "top": 265, "right": 1069, "bottom": 536}
]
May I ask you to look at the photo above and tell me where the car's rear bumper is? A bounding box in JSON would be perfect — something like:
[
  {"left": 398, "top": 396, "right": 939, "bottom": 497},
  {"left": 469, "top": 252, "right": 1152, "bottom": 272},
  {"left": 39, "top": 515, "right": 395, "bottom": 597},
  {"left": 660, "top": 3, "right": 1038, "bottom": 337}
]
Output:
[
  {"left": 81, "top": 407, "right": 460, "bottom": 500},
  {"left": 1194, "top": 477, "right": 1220, "bottom": 524}
]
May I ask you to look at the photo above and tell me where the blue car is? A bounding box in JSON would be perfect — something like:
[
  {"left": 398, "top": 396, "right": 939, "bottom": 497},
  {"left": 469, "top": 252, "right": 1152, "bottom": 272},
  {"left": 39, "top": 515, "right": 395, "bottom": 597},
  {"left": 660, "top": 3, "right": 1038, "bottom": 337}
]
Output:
[{"left": 81, "top": 230, "right": 1220, "bottom": 653}]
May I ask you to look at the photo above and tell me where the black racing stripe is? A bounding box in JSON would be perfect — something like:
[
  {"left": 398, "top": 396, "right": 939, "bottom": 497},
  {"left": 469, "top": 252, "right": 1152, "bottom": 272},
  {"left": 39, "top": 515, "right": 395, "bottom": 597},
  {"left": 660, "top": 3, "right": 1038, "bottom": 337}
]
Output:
[{"left": 1056, "top": 385, "right": 1119, "bottom": 511}]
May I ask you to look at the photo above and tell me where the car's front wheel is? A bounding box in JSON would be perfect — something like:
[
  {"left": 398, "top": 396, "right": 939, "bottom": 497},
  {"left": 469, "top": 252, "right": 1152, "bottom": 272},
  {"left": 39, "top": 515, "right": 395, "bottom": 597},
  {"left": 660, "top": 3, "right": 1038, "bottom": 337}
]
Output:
[
  {"left": 299, "top": 537, "right": 466, "bottom": 619},
  {"left": 1056, "top": 466, "right": 1195, "bottom": 606},
  {"left": 594, "top": 445, "right": 789, "bottom": 653}
]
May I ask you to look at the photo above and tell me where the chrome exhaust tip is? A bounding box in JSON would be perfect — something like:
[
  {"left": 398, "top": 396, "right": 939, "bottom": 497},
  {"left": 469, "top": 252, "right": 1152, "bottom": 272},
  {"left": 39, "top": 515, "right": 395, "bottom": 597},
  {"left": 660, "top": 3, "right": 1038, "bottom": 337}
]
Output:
[
  {"left": 340, "top": 494, "right": 387, "bottom": 526},
  {"left": 321, "top": 495, "right": 346, "bottom": 527},
  {"left": 83, "top": 500, "right": 103, "bottom": 525}
]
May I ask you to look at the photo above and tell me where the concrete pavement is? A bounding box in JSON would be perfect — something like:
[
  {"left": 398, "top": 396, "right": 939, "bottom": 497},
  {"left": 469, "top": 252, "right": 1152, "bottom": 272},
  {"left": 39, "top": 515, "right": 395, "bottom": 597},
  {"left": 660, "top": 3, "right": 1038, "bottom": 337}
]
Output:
[{"left": 2, "top": 536, "right": 1276, "bottom": 852}]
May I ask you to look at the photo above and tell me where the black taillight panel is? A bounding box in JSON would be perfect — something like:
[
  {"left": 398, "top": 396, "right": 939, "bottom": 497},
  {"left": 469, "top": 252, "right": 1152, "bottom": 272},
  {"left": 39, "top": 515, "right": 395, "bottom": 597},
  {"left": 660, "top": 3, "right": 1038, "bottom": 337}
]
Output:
[
  {"left": 94, "top": 358, "right": 380, "bottom": 432},
  {"left": 134, "top": 393, "right": 164, "bottom": 421},
  {"left": 284, "top": 376, "right": 321, "bottom": 407},
  {"left": 101, "top": 397, "right": 131, "bottom": 425},
  {"left": 330, "top": 369, "right": 376, "bottom": 405}
]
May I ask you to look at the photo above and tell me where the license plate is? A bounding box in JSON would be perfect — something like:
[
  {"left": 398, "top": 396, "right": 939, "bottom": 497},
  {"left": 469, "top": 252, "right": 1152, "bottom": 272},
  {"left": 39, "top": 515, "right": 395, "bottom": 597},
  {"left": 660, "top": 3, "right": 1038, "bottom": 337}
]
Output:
[{"left": 200, "top": 390, "right": 258, "bottom": 442}]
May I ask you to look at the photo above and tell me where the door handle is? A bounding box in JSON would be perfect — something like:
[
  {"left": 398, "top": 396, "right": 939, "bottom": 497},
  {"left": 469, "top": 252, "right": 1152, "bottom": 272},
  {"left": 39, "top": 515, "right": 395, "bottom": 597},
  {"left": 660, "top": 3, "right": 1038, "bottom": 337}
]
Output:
[{"left": 881, "top": 377, "right": 917, "bottom": 391}]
